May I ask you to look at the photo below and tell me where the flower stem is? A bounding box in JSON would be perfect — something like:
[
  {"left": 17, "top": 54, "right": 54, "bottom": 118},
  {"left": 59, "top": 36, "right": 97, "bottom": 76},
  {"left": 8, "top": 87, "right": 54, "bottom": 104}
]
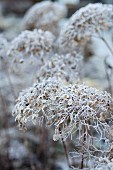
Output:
[
  {"left": 104, "top": 56, "right": 113, "bottom": 96},
  {"left": 100, "top": 36, "right": 113, "bottom": 56},
  {"left": 59, "top": 127, "right": 70, "bottom": 169},
  {"left": 80, "top": 124, "right": 86, "bottom": 169},
  {"left": 96, "top": 32, "right": 113, "bottom": 96}
]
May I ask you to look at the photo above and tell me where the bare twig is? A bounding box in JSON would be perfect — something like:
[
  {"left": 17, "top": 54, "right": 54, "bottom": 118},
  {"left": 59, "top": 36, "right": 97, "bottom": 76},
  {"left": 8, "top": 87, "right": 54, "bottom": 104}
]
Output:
[
  {"left": 100, "top": 36, "right": 113, "bottom": 56},
  {"left": 104, "top": 56, "right": 113, "bottom": 97},
  {"left": 59, "top": 127, "right": 70, "bottom": 169},
  {"left": 80, "top": 124, "right": 86, "bottom": 169}
]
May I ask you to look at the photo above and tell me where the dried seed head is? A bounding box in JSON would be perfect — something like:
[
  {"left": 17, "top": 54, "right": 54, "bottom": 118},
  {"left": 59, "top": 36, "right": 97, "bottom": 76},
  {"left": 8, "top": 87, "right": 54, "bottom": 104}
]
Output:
[
  {"left": 13, "top": 77, "right": 113, "bottom": 163},
  {"left": 13, "top": 79, "right": 113, "bottom": 141},
  {"left": 36, "top": 52, "right": 83, "bottom": 84},
  {"left": 7, "top": 29, "right": 55, "bottom": 60},
  {"left": 13, "top": 78, "right": 62, "bottom": 129},
  {"left": 59, "top": 3, "right": 113, "bottom": 49},
  {"left": 23, "top": 1, "right": 67, "bottom": 35}
]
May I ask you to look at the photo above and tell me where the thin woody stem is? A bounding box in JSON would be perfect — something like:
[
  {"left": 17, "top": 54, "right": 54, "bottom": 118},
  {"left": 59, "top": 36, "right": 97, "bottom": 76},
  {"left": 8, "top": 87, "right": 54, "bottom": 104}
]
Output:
[
  {"left": 101, "top": 37, "right": 113, "bottom": 96},
  {"left": 104, "top": 57, "right": 113, "bottom": 96},
  {"left": 95, "top": 31, "right": 113, "bottom": 96},
  {"left": 81, "top": 124, "right": 86, "bottom": 169},
  {"left": 92, "top": 33, "right": 113, "bottom": 56},
  {"left": 100, "top": 36, "right": 113, "bottom": 56},
  {"left": 59, "top": 127, "right": 70, "bottom": 169}
]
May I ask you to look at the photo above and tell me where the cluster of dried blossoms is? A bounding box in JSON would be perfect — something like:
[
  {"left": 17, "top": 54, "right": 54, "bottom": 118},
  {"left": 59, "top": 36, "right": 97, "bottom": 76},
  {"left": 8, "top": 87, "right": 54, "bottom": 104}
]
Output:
[
  {"left": 13, "top": 78, "right": 60, "bottom": 129},
  {"left": 12, "top": 2, "right": 113, "bottom": 168},
  {"left": 90, "top": 157, "right": 113, "bottom": 170},
  {"left": 59, "top": 3, "right": 113, "bottom": 50},
  {"left": 23, "top": 1, "right": 67, "bottom": 35},
  {"left": 13, "top": 77, "right": 113, "bottom": 162},
  {"left": 36, "top": 52, "right": 83, "bottom": 84},
  {"left": 7, "top": 29, "right": 55, "bottom": 61}
]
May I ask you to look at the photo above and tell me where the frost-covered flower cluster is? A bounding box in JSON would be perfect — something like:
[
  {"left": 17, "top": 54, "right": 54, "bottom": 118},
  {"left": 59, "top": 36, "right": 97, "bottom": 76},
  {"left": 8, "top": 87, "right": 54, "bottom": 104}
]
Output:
[
  {"left": 91, "top": 157, "right": 113, "bottom": 170},
  {"left": 59, "top": 3, "right": 113, "bottom": 48},
  {"left": 7, "top": 29, "right": 55, "bottom": 61},
  {"left": 12, "top": 2, "right": 113, "bottom": 168},
  {"left": 13, "top": 78, "right": 61, "bottom": 129},
  {"left": 36, "top": 53, "right": 83, "bottom": 84},
  {"left": 23, "top": 1, "right": 67, "bottom": 35},
  {"left": 13, "top": 77, "right": 113, "bottom": 150}
]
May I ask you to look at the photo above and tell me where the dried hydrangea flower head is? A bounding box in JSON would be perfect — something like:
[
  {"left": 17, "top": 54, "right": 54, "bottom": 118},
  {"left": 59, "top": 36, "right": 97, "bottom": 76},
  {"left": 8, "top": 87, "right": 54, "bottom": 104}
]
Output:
[
  {"left": 90, "top": 157, "right": 113, "bottom": 170},
  {"left": 12, "top": 78, "right": 62, "bottom": 129},
  {"left": 59, "top": 3, "right": 113, "bottom": 49},
  {"left": 7, "top": 29, "right": 55, "bottom": 63},
  {"left": 51, "top": 84, "right": 113, "bottom": 140},
  {"left": 36, "top": 53, "right": 83, "bottom": 84},
  {"left": 23, "top": 1, "right": 67, "bottom": 35},
  {"left": 13, "top": 78, "right": 113, "bottom": 157}
]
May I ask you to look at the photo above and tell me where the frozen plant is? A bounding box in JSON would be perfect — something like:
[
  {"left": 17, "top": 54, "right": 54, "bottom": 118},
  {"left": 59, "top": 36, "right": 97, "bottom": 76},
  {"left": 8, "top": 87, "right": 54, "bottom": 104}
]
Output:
[
  {"left": 59, "top": 3, "right": 113, "bottom": 52},
  {"left": 13, "top": 77, "right": 113, "bottom": 168},
  {"left": 90, "top": 157, "right": 113, "bottom": 170},
  {"left": 36, "top": 52, "right": 83, "bottom": 84},
  {"left": 12, "top": 78, "right": 62, "bottom": 129},
  {"left": 7, "top": 29, "right": 55, "bottom": 63},
  {"left": 23, "top": 1, "right": 67, "bottom": 35},
  {"left": 59, "top": 3, "right": 113, "bottom": 96}
]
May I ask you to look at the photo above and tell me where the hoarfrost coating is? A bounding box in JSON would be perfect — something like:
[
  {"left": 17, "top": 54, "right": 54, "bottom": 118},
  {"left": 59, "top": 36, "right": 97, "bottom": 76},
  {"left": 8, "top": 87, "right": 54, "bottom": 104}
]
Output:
[
  {"left": 7, "top": 29, "right": 55, "bottom": 59},
  {"left": 36, "top": 53, "right": 83, "bottom": 84},
  {"left": 13, "top": 78, "right": 113, "bottom": 143},
  {"left": 90, "top": 157, "right": 113, "bottom": 170},
  {"left": 23, "top": 1, "right": 67, "bottom": 35},
  {"left": 59, "top": 3, "right": 113, "bottom": 48}
]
